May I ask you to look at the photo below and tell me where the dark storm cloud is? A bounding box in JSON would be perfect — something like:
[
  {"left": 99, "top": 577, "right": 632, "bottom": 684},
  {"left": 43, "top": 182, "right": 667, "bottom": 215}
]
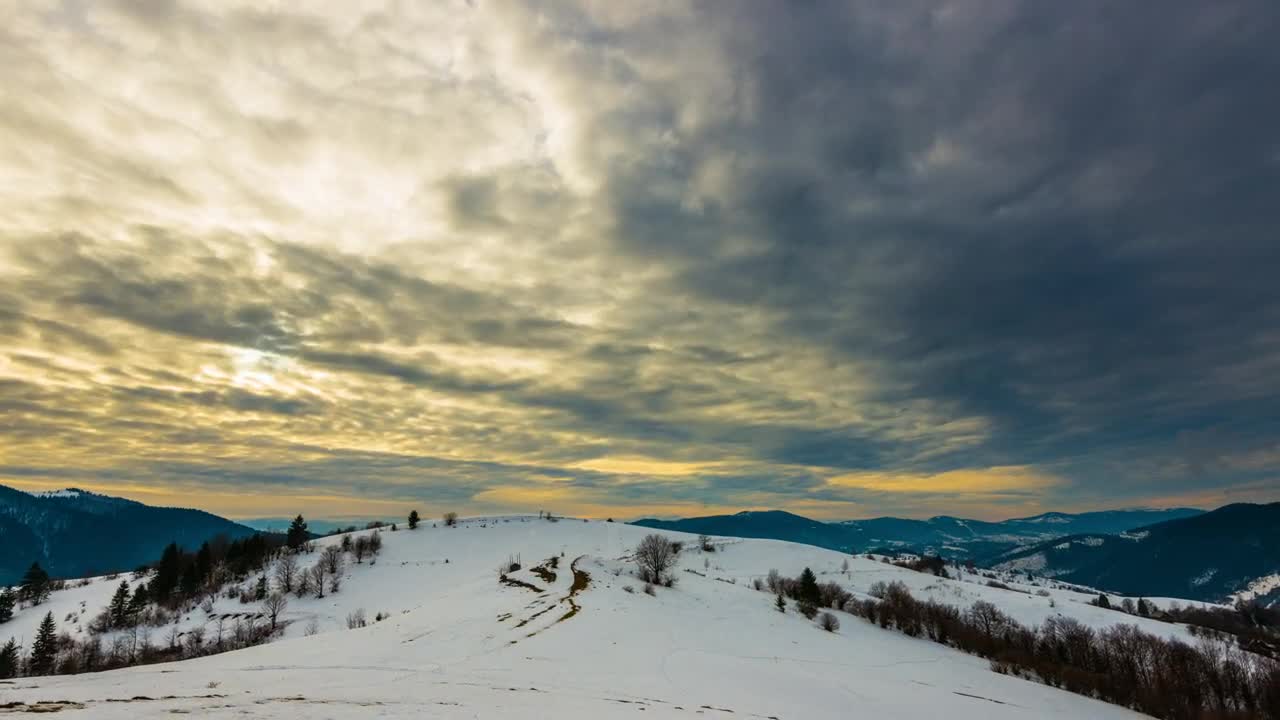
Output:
[
  {"left": 584, "top": 0, "right": 1280, "bottom": 496},
  {"left": 3, "top": 0, "right": 1279, "bottom": 518}
]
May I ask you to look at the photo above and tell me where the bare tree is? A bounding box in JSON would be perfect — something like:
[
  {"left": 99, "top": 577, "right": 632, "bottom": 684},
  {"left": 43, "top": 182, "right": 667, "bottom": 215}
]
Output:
[
  {"left": 309, "top": 564, "right": 326, "bottom": 599},
  {"left": 352, "top": 536, "right": 369, "bottom": 563},
  {"left": 295, "top": 568, "right": 313, "bottom": 598},
  {"left": 262, "top": 593, "right": 288, "bottom": 632},
  {"left": 214, "top": 615, "right": 227, "bottom": 651},
  {"left": 321, "top": 545, "right": 344, "bottom": 574},
  {"left": 443, "top": 511, "right": 458, "bottom": 527},
  {"left": 274, "top": 553, "right": 299, "bottom": 593},
  {"left": 329, "top": 572, "right": 342, "bottom": 594},
  {"left": 634, "top": 534, "right": 677, "bottom": 584}
]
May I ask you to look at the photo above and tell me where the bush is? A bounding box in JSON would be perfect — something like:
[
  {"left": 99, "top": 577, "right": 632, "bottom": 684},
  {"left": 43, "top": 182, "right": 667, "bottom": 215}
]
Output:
[
  {"left": 819, "top": 612, "right": 840, "bottom": 632},
  {"left": 797, "top": 600, "right": 819, "bottom": 619},
  {"left": 346, "top": 609, "right": 367, "bottom": 629},
  {"left": 443, "top": 512, "right": 458, "bottom": 527}
]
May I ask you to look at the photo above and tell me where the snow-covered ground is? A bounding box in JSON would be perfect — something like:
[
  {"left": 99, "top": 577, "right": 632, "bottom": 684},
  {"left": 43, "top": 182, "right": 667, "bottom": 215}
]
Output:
[{"left": 1, "top": 517, "right": 1204, "bottom": 718}]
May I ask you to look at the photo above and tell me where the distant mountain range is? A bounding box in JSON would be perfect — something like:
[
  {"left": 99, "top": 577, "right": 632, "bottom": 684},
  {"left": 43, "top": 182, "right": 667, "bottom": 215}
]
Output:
[
  {"left": 632, "top": 504, "right": 1280, "bottom": 605},
  {"left": 989, "top": 502, "right": 1280, "bottom": 603},
  {"left": 0, "top": 485, "right": 256, "bottom": 585},
  {"left": 632, "top": 507, "right": 1203, "bottom": 560}
]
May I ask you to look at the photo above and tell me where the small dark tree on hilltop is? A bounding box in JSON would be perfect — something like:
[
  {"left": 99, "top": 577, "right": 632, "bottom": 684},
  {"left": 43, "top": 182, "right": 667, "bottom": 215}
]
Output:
[
  {"left": 443, "top": 511, "right": 458, "bottom": 527},
  {"left": 408, "top": 510, "right": 420, "bottom": 530},
  {"left": 287, "top": 515, "right": 309, "bottom": 550}
]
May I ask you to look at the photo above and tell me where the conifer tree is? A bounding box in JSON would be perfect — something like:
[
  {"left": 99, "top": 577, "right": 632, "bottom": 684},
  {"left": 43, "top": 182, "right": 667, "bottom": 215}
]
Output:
[
  {"left": 775, "top": 593, "right": 786, "bottom": 613},
  {"left": 19, "top": 562, "right": 50, "bottom": 605},
  {"left": 196, "top": 541, "right": 213, "bottom": 582},
  {"left": 28, "top": 612, "right": 57, "bottom": 675},
  {"left": 408, "top": 510, "right": 420, "bottom": 530},
  {"left": 798, "top": 567, "right": 821, "bottom": 605},
  {"left": 153, "top": 543, "right": 183, "bottom": 602},
  {"left": 0, "top": 588, "right": 15, "bottom": 623},
  {"left": 109, "top": 580, "right": 131, "bottom": 628},
  {"left": 287, "top": 515, "right": 308, "bottom": 550},
  {"left": 0, "top": 637, "right": 19, "bottom": 679},
  {"left": 126, "top": 583, "right": 149, "bottom": 620}
]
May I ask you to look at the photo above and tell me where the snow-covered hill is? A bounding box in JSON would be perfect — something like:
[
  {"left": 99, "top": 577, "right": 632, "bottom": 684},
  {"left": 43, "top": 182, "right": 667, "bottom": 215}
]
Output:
[{"left": 0, "top": 517, "right": 1216, "bottom": 718}]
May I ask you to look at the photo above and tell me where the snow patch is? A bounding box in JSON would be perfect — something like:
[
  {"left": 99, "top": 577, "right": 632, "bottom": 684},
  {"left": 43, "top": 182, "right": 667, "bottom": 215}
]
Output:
[
  {"left": 27, "top": 488, "right": 83, "bottom": 499},
  {"left": 1190, "top": 568, "right": 1217, "bottom": 587},
  {"left": 1230, "top": 573, "right": 1280, "bottom": 602}
]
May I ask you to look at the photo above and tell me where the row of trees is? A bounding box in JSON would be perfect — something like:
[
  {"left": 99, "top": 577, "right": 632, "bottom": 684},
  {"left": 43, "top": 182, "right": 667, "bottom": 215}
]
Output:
[
  {"left": 0, "top": 603, "right": 279, "bottom": 679},
  {"left": 759, "top": 568, "right": 1280, "bottom": 720}
]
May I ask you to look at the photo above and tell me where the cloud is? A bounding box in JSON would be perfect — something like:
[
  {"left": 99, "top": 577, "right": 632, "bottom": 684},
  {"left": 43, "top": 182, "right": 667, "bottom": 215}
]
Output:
[{"left": 1, "top": 0, "right": 1278, "bottom": 519}]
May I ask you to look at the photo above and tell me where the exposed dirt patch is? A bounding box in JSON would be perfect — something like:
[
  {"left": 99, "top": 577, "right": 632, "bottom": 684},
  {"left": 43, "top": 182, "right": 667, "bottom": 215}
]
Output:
[
  {"left": 568, "top": 557, "right": 590, "bottom": 594},
  {"left": 0, "top": 702, "right": 86, "bottom": 714},
  {"left": 514, "top": 604, "right": 557, "bottom": 628},
  {"left": 499, "top": 576, "right": 543, "bottom": 593},
  {"left": 553, "top": 556, "right": 592, "bottom": 624},
  {"left": 530, "top": 562, "right": 558, "bottom": 584}
]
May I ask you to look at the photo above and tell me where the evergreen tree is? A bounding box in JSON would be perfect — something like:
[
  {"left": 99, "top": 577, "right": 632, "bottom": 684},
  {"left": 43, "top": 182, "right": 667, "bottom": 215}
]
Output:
[
  {"left": 28, "top": 612, "right": 57, "bottom": 675},
  {"left": 287, "top": 515, "right": 308, "bottom": 550},
  {"left": 153, "top": 543, "right": 183, "bottom": 602},
  {"left": 1096, "top": 593, "right": 1112, "bottom": 609},
  {"left": 408, "top": 510, "right": 420, "bottom": 530},
  {"left": 0, "top": 588, "right": 15, "bottom": 623},
  {"left": 0, "top": 637, "right": 18, "bottom": 679},
  {"left": 126, "top": 583, "right": 149, "bottom": 620},
  {"left": 254, "top": 575, "right": 268, "bottom": 601},
  {"left": 798, "top": 567, "right": 821, "bottom": 605},
  {"left": 196, "top": 541, "right": 213, "bottom": 583},
  {"left": 1137, "top": 598, "right": 1152, "bottom": 617},
  {"left": 19, "top": 562, "right": 50, "bottom": 605},
  {"left": 108, "top": 580, "right": 131, "bottom": 628},
  {"left": 775, "top": 593, "right": 786, "bottom": 613},
  {"left": 180, "top": 561, "right": 202, "bottom": 597}
]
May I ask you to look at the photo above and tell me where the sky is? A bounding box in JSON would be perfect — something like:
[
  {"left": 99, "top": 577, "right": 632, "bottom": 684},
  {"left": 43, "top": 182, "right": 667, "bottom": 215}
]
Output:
[{"left": 2, "top": 0, "right": 1279, "bottom": 522}]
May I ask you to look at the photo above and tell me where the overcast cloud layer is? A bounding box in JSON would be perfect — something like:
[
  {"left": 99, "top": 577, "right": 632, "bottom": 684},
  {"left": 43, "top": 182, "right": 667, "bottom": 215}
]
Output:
[{"left": 2, "top": 0, "right": 1278, "bottom": 520}]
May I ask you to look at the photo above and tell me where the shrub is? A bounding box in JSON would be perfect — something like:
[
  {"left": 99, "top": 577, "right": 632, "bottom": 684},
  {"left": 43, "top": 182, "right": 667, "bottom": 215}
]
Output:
[
  {"left": 346, "top": 609, "right": 367, "bottom": 629},
  {"left": 798, "top": 600, "right": 819, "bottom": 620},
  {"left": 819, "top": 612, "right": 840, "bottom": 632},
  {"left": 443, "top": 511, "right": 458, "bottom": 527},
  {"left": 643, "top": 584, "right": 656, "bottom": 596}
]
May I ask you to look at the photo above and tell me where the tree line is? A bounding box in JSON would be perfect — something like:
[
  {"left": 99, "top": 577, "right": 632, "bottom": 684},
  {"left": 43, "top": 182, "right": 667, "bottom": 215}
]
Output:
[{"left": 761, "top": 567, "right": 1280, "bottom": 719}]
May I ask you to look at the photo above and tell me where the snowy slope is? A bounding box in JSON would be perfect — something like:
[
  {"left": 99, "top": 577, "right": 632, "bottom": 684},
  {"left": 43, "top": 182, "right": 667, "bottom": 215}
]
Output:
[{"left": 1, "top": 517, "right": 1178, "bottom": 718}]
